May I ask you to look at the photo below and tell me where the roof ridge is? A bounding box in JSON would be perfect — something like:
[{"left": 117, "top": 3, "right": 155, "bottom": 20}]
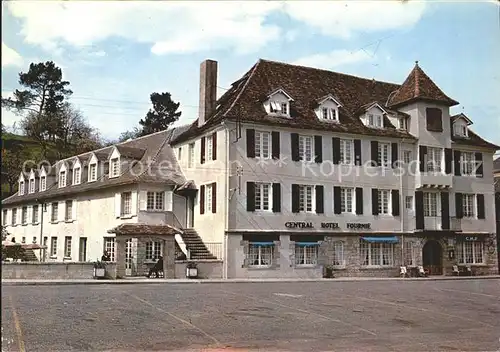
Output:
[
  {"left": 136, "top": 127, "right": 173, "bottom": 178},
  {"left": 222, "top": 59, "right": 262, "bottom": 118},
  {"left": 259, "top": 58, "right": 401, "bottom": 88}
]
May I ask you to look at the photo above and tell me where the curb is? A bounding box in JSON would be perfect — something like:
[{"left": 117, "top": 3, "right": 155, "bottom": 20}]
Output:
[{"left": 2, "top": 276, "right": 500, "bottom": 286}]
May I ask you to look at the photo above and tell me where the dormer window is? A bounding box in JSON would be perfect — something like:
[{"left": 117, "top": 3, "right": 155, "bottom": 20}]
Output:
[
  {"left": 88, "top": 163, "right": 97, "bottom": 182},
  {"left": 29, "top": 179, "right": 35, "bottom": 193},
  {"left": 73, "top": 167, "right": 81, "bottom": 185},
  {"left": 110, "top": 158, "right": 120, "bottom": 178},
  {"left": 19, "top": 181, "right": 25, "bottom": 195},
  {"left": 59, "top": 170, "right": 67, "bottom": 187},
  {"left": 270, "top": 101, "right": 289, "bottom": 115},
  {"left": 321, "top": 107, "right": 339, "bottom": 122},
  {"left": 398, "top": 117, "right": 408, "bottom": 130},
  {"left": 266, "top": 88, "right": 293, "bottom": 117},
  {"left": 454, "top": 123, "right": 468, "bottom": 137},
  {"left": 40, "top": 176, "right": 46, "bottom": 191},
  {"left": 368, "top": 114, "right": 383, "bottom": 128}
]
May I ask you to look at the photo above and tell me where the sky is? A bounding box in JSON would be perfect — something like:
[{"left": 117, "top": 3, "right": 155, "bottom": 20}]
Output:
[{"left": 2, "top": 0, "right": 500, "bottom": 145}]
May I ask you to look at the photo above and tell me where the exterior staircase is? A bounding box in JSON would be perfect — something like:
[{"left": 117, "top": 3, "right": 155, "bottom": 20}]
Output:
[
  {"left": 23, "top": 249, "right": 39, "bottom": 261},
  {"left": 179, "top": 228, "right": 218, "bottom": 260}
]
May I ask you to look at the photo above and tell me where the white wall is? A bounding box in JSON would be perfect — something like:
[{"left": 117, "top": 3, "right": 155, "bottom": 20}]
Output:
[
  {"left": 4, "top": 184, "right": 139, "bottom": 262},
  {"left": 174, "top": 127, "right": 228, "bottom": 243}
]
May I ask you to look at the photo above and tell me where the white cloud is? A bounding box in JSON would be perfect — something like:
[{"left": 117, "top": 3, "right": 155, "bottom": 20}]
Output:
[
  {"left": 2, "top": 42, "right": 23, "bottom": 67},
  {"left": 283, "top": 1, "right": 427, "bottom": 39},
  {"left": 6, "top": 1, "right": 427, "bottom": 55},
  {"left": 293, "top": 50, "right": 374, "bottom": 70}
]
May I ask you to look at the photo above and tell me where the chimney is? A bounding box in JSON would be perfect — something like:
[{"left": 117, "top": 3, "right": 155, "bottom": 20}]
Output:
[{"left": 198, "top": 59, "right": 218, "bottom": 127}]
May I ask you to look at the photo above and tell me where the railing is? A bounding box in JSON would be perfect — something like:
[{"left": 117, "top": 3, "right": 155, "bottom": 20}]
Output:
[{"left": 204, "top": 242, "right": 223, "bottom": 259}]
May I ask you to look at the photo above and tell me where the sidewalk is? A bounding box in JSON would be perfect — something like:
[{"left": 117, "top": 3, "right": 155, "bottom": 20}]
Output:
[{"left": 3, "top": 275, "right": 500, "bottom": 286}]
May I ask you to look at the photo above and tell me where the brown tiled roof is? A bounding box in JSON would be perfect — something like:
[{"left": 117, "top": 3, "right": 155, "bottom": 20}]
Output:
[
  {"left": 388, "top": 62, "right": 459, "bottom": 108},
  {"left": 2, "top": 128, "right": 189, "bottom": 206},
  {"left": 108, "top": 223, "right": 181, "bottom": 236},
  {"left": 116, "top": 145, "right": 146, "bottom": 160},
  {"left": 452, "top": 129, "right": 499, "bottom": 149},
  {"left": 172, "top": 59, "right": 417, "bottom": 144}
]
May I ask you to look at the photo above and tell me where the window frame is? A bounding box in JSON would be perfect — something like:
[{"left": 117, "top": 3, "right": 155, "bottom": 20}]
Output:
[
  {"left": 331, "top": 241, "right": 345, "bottom": 267},
  {"left": 403, "top": 150, "right": 412, "bottom": 164},
  {"left": 460, "top": 152, "right": 475, "bottom": 176},
  {"left": 146, "top": 191, "right": 165, "bottom": 211},
  {"left": 247, "top": 243, "right": 274, "bottom": 268},
  {"left": 360, "top": 240, "right": 395, "bottom": 267},
  {"left": 340, "top": 187, "right": 354, "bottom": 214},
  {"left": 377, "top": 189, "right": 391, "bottom": 215},
  {"left": 51, "top": 202, "right": 59, "bottom": 222},
  {"left": 88, "top": 163, "right": 97, "bottom": 182},
  {"left": 339, "top": 139, "right": 353, "bottom": 165},
  {"left": 11, "top": 208, "right": 17, "bottom": 225},
  {"left": 426, "top": 147, "right": 443, "bottom": 173},
  {"left": 40, "top": 176, "right": 47, "bottom": 191},
  {"left": 32, "top": 204, "right": 39, "bottom": 224},
  {"left": 50, "top": 237, "right": 58, "bottom": 257},
  {"left": 65, "top": 200, "right": 73, "bottom": 221},
  {"left": 462, "top": 194, "right": 476, "bottom": 218},
  {"left": 298, "top": 135, "right": 314, "bottom": 162},
  {"left": 188, "top": 143, "right": 195, "bottom": 168},
  {"left": 121, "top": 192, "right": 132, "bottom": 217},
  {"left": 457, "top": 241, "right": 483, "bottom": 265},
  {"left": 298, "top": 184, "right": 315, "bottom": 213},
  {"left": 378, "top": 142, "right": 391, "bottom": 168},
  {"left": 145, "top": 241, "right": 162, "bottom": 261},
  {"left": 205, "top": 184, "right": 213, "bottom": 213},
  {"left": 19, "top": 181, "right": 25, "bottom": 195},
  {"left": 110, "top": 158, "right": 120, "bottom": 178},
  {"left": 21, "top": 206, "right": 28, "bottom": 225},
  {"left": 254, "top": 182, "right": 272, "bottom": 212},
  {"left": 405, "top": 195, "right": 413, "bottom": 211},
  {"left": 294, "top": 244, "right": 319, "bottom": 267},
  {"left": 73, "top": 167, "right": 81, "bottom": 185},
  {"left": 368, "top": 114, "right": 383, "bottom": 128},
  {"left": 29, "top": 179, "right": 35, "bottom": 193},
  {"left": 255, "top": 131, "right": 271, "bottom": 159},
  {"left": 206, "top": 134, "right": 214, "bottom": 162},
  {"left": 423, "top": 192, "right": 438, "bottom": 217},
  {"left": 103, "top": 237, "right": 116, "bottom": 262},
  {"left": 2, "top": 209, "right": 7, "bottom": 226},
  {"left": 59, "top": 170, "right": 67, "bottom": 187},
  {"left": 64, "top": 236, "right": 72, "bottom": 258}
]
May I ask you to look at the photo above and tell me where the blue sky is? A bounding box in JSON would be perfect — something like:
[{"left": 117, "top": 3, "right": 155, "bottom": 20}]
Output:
[{"left": 2, "top": 1, "right": 499, "bottom": 145}]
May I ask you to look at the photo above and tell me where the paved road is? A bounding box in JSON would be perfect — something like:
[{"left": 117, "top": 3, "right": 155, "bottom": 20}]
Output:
[{"left": 2, "top": 280, "right": 500, "bottom": 351}]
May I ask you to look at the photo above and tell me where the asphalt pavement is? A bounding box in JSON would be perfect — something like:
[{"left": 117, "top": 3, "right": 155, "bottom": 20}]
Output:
[{"left": 2, "top": 279, "right": 500, "bottom": 351}]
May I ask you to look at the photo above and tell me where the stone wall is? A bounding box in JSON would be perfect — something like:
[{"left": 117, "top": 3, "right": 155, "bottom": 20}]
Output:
[
  {"left": 175, "top": 260, "right": 223, "bottom": 279},
  {"left": 2, "top": 262, "right": 117, "bottom": 279}
]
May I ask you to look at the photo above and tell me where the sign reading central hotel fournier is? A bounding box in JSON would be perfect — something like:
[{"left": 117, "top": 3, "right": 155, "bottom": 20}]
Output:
[{"left": 284, "top": 222, "right": 371, "bottom": 230}]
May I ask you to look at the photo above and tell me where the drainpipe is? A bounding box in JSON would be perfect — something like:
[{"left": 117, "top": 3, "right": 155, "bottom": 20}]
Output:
[
  {"left": 400, "top": 139, "right": 405, "bottom": 265},
  {"left": 222, "top": 121, "right": 230, "bottom": 279}
]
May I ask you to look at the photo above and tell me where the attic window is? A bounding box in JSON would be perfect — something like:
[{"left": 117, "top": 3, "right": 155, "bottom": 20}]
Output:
[
  {"left": 29, "top": 179, "right": 35, "bottom": 194},
  {"left": 398, "top": 117, "right": 408, "bottom": 130},
  {"left": 40, "top": 176, "right": 46, "bottom": 191},
  {"left": 321, "top": 107, "right": 339, "bottom": 122},
  {"left": 19, "top": 181, "right": 25, "bottom": 196},
  {"left": 368, "top": 114, "right": 383, "bottom": 128},
  {"left": 59, "top": 170, "right": 67, "bottom": 187},
  {"left": 73, "top": 167, "right": 81, "bottom": 185},
  {"left": 454, "top": 123, "right": 468, "bottom": 137},
  {"left": 89, "top": 163, "right": 97, "bottom": 182},
  {"left": 269, "top": 101, "right": 289, "bottom": 115},
  {"left": 110, "top": 158, "right": 120, "bottom": 178}
]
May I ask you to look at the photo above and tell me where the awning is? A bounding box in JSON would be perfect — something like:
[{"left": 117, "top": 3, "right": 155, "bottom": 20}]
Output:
[
  {"left": 361, "top": 236, "right": 399, "bottom": 244},
  {"left": 295, "top": 242, "right": 320, "bottom": 247},
  {"left": 250, "top": 242, "right": 274, "bottom": 246}
]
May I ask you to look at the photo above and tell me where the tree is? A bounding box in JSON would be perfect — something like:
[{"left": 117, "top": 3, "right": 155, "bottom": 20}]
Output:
[
  {"left": 118, "top": 127, "right": 141, "bottom": 142},
  {"left": 1, "top": 146, "right": 31, "bottom": 195},
  {"left": 2, "top": 61, "right": 72, "bottom": 151},
  {"left": 138, "top": 92, "right": 181, "bottom": 136}
]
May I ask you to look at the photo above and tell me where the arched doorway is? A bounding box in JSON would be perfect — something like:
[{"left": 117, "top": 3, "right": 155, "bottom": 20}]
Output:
[{"left": 423, "top": 240, "right": 443, "bottom": 275}]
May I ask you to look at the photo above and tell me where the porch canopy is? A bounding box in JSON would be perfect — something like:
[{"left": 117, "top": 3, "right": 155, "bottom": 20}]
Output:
[
  {"left": 107, "top": 223, "right": 182, "bottom": 279},
  {"left": 361, "top": 236, "right": 399, "bottom": 244}
]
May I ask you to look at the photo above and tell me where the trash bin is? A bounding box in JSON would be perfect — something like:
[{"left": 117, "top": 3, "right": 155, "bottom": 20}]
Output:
[{"left": 186, "top": 262, "right": 198, "bottom": 279}]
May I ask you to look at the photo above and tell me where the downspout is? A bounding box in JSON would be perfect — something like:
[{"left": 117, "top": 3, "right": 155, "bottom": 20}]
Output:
[
  {"left": 400, "top": 139, "right": 405, "bottom": 265},
  {"left": 223, "top": 121, "right": 230, "bottom": 279}
]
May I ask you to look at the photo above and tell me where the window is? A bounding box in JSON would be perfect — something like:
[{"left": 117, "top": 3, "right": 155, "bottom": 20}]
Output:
[
  {"left": 145, "top": 241, "right": 162, "bottom": 260},
  {"left": 321, "top": 107, "right": 338, "bottom": 121},
  {"left": 206, "top": 135, "right": 213, "bottom": 162},
  {"left": 461, "top": 152, "right": 475, "bottom": 176},
  {"left": 378, "top": 190, "right": 391, "bottom": 215},
  {"left": 188, "top": 143, "right": 195, "bottom": 168},
  {"left": 110, "top": 158, "right": 120, "bottom": 177},
  {"left": 32, "top": 237, "right": 36, "bottom": 244},
  {"left": 423, "top": 192, "right": 438, "bottom": 217},
  {"left": 462, "top": 194, "right": 475, "bottom": 218},
  {"left": 177, "top": 147, "right": 182, "bottom": 160},
  {"left": 73, "top": 167, "right": 81, "bottom": 185},
  {"left": 340, "top": 187, "right": 354, "bottom": 213},
  {"left": 398, "top": 117, "right": 407, "bottom": 130},
  {"left": 281, "top": 102, "right": 288, "bottom": 115},
  {"left": 32, "top": 205, "right": 39, "bottom": 224},
  {"left": 299, "top": 185, "right": 314, "bottom": 212},
  {"left": 104, "top": 237, "right": 116, "bottom": 261},
  {"left": 51, "top": 202, "right": 59, "bottom": 222},
  {"left": 21, "top": 236, "right": 26, "bottom": 244},
  {"left": 121, "top": 192, "right": 132, "bottom": 216},
  {"left": 40, "top": 176, "right": 46, "bottom": 191},
  {"left": 205, "top": 185, "right": 213, "bottom": 213},
  {"left": 255, "top": 183, "right": 271, "bottom": 211},
  {"left": 22, "top": 206, "right": 27, "bottom": 225},
  {"left": 19, "top": 181, "right": 25, "bottom": 195},
  {"left": 426, "top": 107, "right": 443, "bottom": 132},
  {"left": 403, "top": 150, "right": 412, "bottom": 164},
  {"left": 340, "top": 139, "right": 353, "bottom": 165},
  {"left": 147, "top": 192, "right": 164, "bottom": 211},
  {"left": 426, "top": 147, "right": 442, "bottom": 172},
  {"left": 331, "top": 241, "right": 345, "bottom": 266},
  {"left": 89, "top": 163, "right": 97, "bottom": 182},
  {"left": 29, "top": 179, "right": 35, "bottom": 193},
  {"left": 368, "top": 114, "right": 383, "bottom": 128},
  {"left": 65, "top": 200, "right": 73, "bottom": 221},
  {"left": 457, "top": 241, "right": 483, "bottom": 265},
  {"left": 255, "top": 131, "right": 270, "bottom": 159},
  {"left": 2, "top": 209, "right": 7, "bottom": 225},
  {"left": 64, "top": 236, "right": 72, "bottom": 258},
  {"left": 11, "top": 208, "right": 17, "bottom": 225},
  {"left": 360, "top": 240, "right": 394, "bottom": 266},
  {"left": 248, "top": 243, "right": 273, "bottom": 267},
  {"left": 299, "top": 135, "right": 314, "bottom": 162},
  {"left": 295, "top": 244, "right": 318, "bottom": 266},
  {"left": 59, "top": 171, "right": 66, "bottom": 187},
  {"left": 79, "top": 238, "right": 87, "bottom": 262},
  {"left": 50, "top": 237, "right": 58, "bottom": 257},
  {"left": 454, "top": 123, "right": 468, "bottom": 137},
  {"left": 405, "top": 196, "right": 413, "bottom": 211},
  {"left": 270, "top": 101, "right": 288, "bottom": 115},
  {"left": 378, "top": 143, "right": 391, "bottom": 167},
  {"left": 404, "top": 242, "right": 418, "bottom": 267}
]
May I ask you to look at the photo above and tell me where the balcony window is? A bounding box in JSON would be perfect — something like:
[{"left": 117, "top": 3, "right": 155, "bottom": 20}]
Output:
[
  {"left": 423, "top": 192, "right": 438, "bottom": 217},
  {"left": 426, "top": 147, "right": 442, "bottom": 172},
  {"left": 460, "top": 152, "right": 475, "bottom": 176}
]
